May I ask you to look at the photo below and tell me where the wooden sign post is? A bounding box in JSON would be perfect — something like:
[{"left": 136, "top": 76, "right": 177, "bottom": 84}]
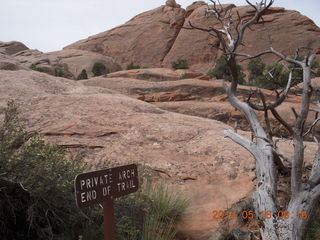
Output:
[{"left": 74, "top": 164, "right": 139, "bottom": 240}]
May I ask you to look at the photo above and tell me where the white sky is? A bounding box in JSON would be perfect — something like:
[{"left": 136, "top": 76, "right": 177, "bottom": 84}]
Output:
[{"left": 1, "top": 0, "right": 319, "bottom": 52}]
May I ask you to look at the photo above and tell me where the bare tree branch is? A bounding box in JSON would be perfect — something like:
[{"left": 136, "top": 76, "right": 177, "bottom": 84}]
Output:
[
  {"left": 224, "top": 129, "right": 259, "bottom": 155},
  {"left": 303, "top": 118, "right": 320, "bottom": 137},
  {"left": 258, "top": 90, "right": 273, "bottom": 138},
  {"left": 270, "top": 108, "right": 294, "bottom": 135},
  {"left": 248, "top": 71, "right": 293, "bottom": 111}
]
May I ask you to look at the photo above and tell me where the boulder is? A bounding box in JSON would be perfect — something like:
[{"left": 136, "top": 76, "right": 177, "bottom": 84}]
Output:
[
  {"left": 185, "top": 1, "right": 206, "bottom": 18},
  {"left": 165, "top": 0, "right": 181, "bottom": 8},
  {"left": 0, "top": 53, "right": 24, "bottom": 71},
  {"left": 0, "top": 41, "right": 29, "bottom": 55}
]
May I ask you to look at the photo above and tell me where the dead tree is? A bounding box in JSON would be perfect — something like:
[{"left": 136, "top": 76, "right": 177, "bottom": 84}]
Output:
[{"left": 185, "top": 1, "right": 320, "bottom": 239}]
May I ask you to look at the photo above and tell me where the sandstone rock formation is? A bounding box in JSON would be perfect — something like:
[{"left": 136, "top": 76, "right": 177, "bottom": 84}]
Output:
[
  {"left": 0, "top": 43, "right": 121, "bottom": 79},
  {"left": 162, "top": 3, "right": 236, "bottom": 73},
  {"left": 2, "top": 1, "right": 320, "bottom": 238},
  {"left": 165, "top": 0, "right": 181, "bottom": 8},
  {"left": 0, "top": 69, "right": 258, "bottom": 238},
  {"left": 83, "top": 72, "right": 319, "bottom": 139},
  {"left": 65, "top": 2, "right": 320, "bottom": 73},
  {"left": 64, "top": 4, "right": 186, "bottom": 69},
  {"left": 0, "top": 53, "right": 24, "bottom": 71},
  {"left": 0, "top": 41, "right": 29, "bottom": 55},
  {"left": 163, "top": 4, "right": 320, "bottom": 72},
  {"left": 0, "top": 67, "right": 318, "bottom": 238}
]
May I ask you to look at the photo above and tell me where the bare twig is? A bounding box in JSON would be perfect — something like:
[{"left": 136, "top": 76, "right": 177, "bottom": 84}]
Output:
[
  {"left": 270, "top": 108, "right": 294, "bottom": 135},
  {"left": 303, "top": 118, "right": 320, "bottom": 137}
]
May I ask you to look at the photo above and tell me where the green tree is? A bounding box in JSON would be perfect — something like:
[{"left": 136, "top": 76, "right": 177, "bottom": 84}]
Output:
[
  {"left": 248, "top": 57, "right": 265, "bottom": 83},
  {"left": 207, "top": 56, "right": 245, "bottom": 84},
  {"left": 77, "top": 69, "right": 88, "bottom": 80},
  {"left": 92, "top": 62, "right": 108, "bottom": 76},
  {"left": 312, "top": 60, "right": 320, "bottom": 77},
  {"left": 253, "top": 63, "right": 290, "bottom": 89}
]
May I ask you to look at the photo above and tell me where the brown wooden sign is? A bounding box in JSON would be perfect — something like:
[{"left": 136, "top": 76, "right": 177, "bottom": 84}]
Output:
[{"left": 74, "top": 164, "right": 139, "bottom": 208}]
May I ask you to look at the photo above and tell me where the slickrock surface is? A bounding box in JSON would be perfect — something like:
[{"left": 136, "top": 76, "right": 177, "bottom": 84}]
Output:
[{"left": 0, "top": 69, "right": 317, "bottom": 238}]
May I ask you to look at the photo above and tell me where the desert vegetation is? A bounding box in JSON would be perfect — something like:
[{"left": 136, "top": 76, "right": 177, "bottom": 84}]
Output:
[
  {"left": 126, "top": 62, "right": 141, "bottom": 70},
  {"left": 77, "top": 69, "right": 88, "bottom": 80},
  {"left": 30, "top": 63, "right": 44, "bottom": 72},
  {"left": 207, "top": 56, "right": 245, "bottom": 84},
  {"left": 171, "top": 58, "right": 189, "bottom": 69},
  {"left": 92, "top": 62, "right": 108, "bottom": 76},
  {"left": 208, "top": 54, "right": 320, "bottom": 90}
]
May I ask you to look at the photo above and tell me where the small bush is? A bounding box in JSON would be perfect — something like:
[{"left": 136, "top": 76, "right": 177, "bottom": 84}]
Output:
[
  {"left": 126, "top": 62, "right": 141, "bottom": 70},
  {"left": 30, "top": 64, "right": 44, "bottom": 72},
  {"left": 257, "top": 63, "right": 289, "bottom": 89},
  {"left": 54, "top": 66, "right": 64, "bottom": 77},
  {"left": 248, "top": 57, "right": 265, "bottom": 83},
  {"left": 171, "top": 58, "right": 189, "bottom": 70},
  {"left": 179, "top": 73, "right": 188, "bottom": 79},
  {"left": 77, "top": 69, "right": 88, "bottom": 80},
  {"left": 312, "top": 60, "right": 320, "bottom": 77},
  {"left": 207, "top": 56, "right": 245, "bottom": 84},
  {"left": 0, "top": 101, "right": 104, "bottom": 240},
  {"left": 92, "top": 62, "right": 108, "bottom": 76},
  {"left": 116, "top": 180, "right": 189, "bottom": 240}
]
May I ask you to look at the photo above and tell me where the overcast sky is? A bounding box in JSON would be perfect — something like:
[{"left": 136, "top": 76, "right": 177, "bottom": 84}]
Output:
[{"left": 1, "top": 0, "right": 319, "bottom": 52}]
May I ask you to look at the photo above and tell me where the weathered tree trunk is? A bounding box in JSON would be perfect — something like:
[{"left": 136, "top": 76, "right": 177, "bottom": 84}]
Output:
[{"left": 186, "top": 1, "right": 320, "bottom": 239}]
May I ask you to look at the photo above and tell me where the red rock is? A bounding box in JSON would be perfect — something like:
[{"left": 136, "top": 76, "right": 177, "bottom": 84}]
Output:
[
  {"left": 11, "top": 49, "right": 121, "bottom": 79},
  {"left": 143, "top": 89, "right": 194, "bottom": 102},
  {"left": 165, "top": 0, "right": 181, "bottom": 8},
  {"left": 65, "top": 5, "right": 185, "bottom": 69},
  {"left": 185, "top": 1, "right": 206, "bottom": 18},
  {"left": 0, "top": 41, "right": 29, "bottom": 55},
  {"left": 65, "top": 4, "right": 320, "bottom": 74}
]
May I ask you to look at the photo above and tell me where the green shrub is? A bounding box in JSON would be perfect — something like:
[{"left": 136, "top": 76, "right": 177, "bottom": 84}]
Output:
[
  {"left": 0, "top": 101, "right": 104, "bottom": 240},
  {"left": 179, "top": 73, "right": 188, "bottom": 79},
  {"left": 0, "top": 102, "right": 188, "bottom": 240},
  {"left": 312, "top": 60, "right": 320, "bottom": 77},
  {"left": 256, "top": 63, "right": 289, "bottom": 89},
  {"left": 54, "top": 66, "right": 64, "bottom": 77},
  {"left": 171, "top": 58, "right": 189, "bottom": 70},
  {"left": 92, "top": 62, "right": 108, "bottom": 76},
  {"left": 248, "top": 57, "right": 265, "bottom": 83},
  {"left": 30, "top": 64, "right": 44, "bottom": 72},
  {"left": 126, "top": 62, "right": 141, "bottom": 70},
  {"left": 77, "top": 69, "right": 88, "bottom": 80},
  {"left": 207, "top": 57, "right": 245, "bottom": 84}
]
